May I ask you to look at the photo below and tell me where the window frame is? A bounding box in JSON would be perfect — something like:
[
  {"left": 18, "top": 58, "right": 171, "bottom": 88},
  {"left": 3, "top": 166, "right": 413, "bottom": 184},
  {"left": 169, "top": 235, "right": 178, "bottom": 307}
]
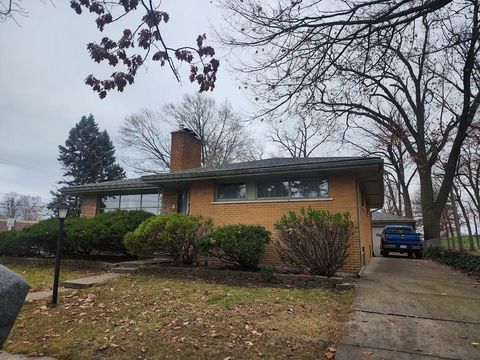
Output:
[{"left": 214, "top": 177, "right": 330, "bottom": 203}]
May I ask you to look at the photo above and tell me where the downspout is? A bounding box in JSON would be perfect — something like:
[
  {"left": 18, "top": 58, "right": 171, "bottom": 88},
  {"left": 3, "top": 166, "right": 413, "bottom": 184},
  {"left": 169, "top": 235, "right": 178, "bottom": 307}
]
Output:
[
  {"left": 357, "top": 265, "right": 366, "bottom": 277},
  {"left": 355, "top": 178, "right": 365, "bottom": 275}
]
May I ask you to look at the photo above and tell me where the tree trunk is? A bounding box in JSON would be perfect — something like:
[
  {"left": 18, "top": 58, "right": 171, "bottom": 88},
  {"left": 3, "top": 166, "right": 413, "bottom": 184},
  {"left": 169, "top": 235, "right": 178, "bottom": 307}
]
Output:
[
  {"left": 444, "top": 223, "right": 451, "bottom": 249},
  {"left": 450, "top": 190, "right": 464, "bottom": 251},
  {"left": 453, "top": 184, "right": 474, "bottom": 251},
  {"left": 473, "top": 211, "right": 480, "bottom": 250},
  {"left": 419, "top": 170, "right": 441, "bottom": 240},
  {"left": 402, "top": 186, "right": 413, "bottom": 219},
  {"left": 448, "top": 221, "right": 456, "bottom": 250}
]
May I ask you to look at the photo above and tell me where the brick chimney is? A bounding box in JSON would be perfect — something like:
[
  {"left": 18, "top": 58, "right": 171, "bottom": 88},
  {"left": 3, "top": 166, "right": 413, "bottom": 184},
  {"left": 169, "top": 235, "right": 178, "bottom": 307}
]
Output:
[{"left": 170, "top": 128, "right": 202, "bottom": 172}]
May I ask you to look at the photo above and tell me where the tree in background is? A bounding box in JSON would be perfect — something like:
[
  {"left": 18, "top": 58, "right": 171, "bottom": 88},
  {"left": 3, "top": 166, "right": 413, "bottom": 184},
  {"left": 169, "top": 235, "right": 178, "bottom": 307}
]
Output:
[
  {"left": 344, "top": 122, "right": 416, "bottom": 218},
  {"left": 268, "top": 112, "right": 334, "bottom": 158},
  {"left": 119, "top": 94, "right": 262, "bottom": 173},
  {"left": 48, "top": 115, "right": 125, "bottom": 216},
  {"left": 0, "top": 0, "right": 26, "bottom": 22},
  {"left": 0, "top": 192, "right": 44, "bottom": 220},
  {"left": 221, "top": 1, "right": 480, "bottom": 240}
]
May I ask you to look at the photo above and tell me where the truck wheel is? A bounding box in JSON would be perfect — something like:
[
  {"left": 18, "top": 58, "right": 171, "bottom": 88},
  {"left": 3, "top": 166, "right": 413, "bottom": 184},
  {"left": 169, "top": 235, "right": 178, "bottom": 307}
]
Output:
[{"left": 416, "top": 252, "right": 423, "bottom": 259}]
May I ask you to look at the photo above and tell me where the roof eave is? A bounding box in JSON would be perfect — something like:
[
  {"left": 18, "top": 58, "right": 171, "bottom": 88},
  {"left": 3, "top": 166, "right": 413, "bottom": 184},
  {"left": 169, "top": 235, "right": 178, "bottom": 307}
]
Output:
[{"left": 141, "top": 158, "right": 383, "bottom": 184}]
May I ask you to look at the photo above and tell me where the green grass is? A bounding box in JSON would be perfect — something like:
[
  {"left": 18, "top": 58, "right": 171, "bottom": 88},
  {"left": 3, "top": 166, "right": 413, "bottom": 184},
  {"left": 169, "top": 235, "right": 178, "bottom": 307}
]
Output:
[
  {"left": 5, "top": 275, "right": 354, "bottom": 360},
  {"left": 441, "top": 236, "right": 480, "bottom": 251},
  {"left": 1, "top": 262, "right": 100, "bottom": 292}
]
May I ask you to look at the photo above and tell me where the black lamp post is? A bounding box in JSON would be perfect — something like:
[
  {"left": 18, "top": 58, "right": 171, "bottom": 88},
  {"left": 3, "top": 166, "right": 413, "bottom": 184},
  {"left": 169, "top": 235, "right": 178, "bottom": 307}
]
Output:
[{"left": 52, "top": 202, "right": 69, "bottom": 305}]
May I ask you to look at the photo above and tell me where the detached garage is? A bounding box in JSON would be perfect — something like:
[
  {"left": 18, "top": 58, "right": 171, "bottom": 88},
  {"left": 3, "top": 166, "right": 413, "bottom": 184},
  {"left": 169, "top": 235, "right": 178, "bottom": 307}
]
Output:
[{"left": 371, "top": 212, "right": 416, "bottom": 256}]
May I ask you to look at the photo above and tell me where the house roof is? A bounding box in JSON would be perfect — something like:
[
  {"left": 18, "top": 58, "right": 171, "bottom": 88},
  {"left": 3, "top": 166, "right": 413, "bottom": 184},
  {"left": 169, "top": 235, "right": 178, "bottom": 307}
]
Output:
[
  {"left": 371, "top": 212, "right": 416, "bottom": 225},
  {"left": 61, "top": 156, "right": 384, "bottom": 207}
]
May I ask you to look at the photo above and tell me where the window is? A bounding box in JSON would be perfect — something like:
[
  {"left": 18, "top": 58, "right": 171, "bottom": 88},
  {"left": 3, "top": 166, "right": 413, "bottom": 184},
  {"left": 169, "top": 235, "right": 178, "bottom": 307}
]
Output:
[
  {"left": 120, "top": 194, "right": 141, "bottom": 210},
  {"left": 102, "top": 195, "right": 120, "bottom": 210},
  {"left": 99, "top": 192, "right": 161, "bottom": 214},
  {"left": 217, "top": 183, "right": 247, "bottom": 200},
  {"left": 141, "top": 193, "right": 160, "bottom": 214},
  {"left": 255, "top": 177, "right": 329, "bottom": 200},
  {"left": 257, "top": 181, "right": 289, "bottom": 198},
  {"left": 290, "top": 178, "right": 329, "bottom": 199}
]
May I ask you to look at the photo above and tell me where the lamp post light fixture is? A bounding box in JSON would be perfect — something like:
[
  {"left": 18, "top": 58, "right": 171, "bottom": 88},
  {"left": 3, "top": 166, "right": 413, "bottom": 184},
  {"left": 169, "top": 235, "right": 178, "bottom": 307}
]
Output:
[{"left": 52, "top": 202, "right": 69, "bottom": 305}]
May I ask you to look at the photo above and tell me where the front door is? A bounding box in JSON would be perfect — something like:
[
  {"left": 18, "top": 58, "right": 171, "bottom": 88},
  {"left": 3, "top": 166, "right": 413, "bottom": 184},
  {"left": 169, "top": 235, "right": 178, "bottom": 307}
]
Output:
[{"left": 178, "top": 190, "right": 189, "bottom": 214}]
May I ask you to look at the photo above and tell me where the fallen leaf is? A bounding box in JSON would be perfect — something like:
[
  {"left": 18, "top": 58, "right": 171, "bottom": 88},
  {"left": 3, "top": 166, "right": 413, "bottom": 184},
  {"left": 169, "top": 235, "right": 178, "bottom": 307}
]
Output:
[
  {"left": 361, "top": 351, "right": 373, "bottom": 356},
  {"left": 324, "top": 351, "right": 335, "bottom": 359}
]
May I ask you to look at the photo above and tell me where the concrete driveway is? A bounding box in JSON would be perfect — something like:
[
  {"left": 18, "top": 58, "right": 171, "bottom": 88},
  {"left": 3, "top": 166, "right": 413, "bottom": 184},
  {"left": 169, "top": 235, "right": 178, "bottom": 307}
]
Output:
[{"left": 336, "top": 256, "right": 480, "bottom": 359}]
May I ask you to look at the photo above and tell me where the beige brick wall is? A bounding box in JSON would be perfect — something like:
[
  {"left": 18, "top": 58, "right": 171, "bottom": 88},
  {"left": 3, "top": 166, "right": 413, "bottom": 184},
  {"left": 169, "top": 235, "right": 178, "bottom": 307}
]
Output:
[{"left": 188, "top": 174, "right": 364, "bottom": 273}]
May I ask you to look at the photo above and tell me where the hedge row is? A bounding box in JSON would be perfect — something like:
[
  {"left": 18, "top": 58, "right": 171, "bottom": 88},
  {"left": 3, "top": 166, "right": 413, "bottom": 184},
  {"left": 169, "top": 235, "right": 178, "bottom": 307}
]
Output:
[
  {"left": 1, "top": 208, "right": 353, "bottom": 277},
  {"left": 425, "top": 247, "right": 480, "bottom": 277},
  {"left": 0, "top": 210, "right": 153, "bottom": 257}
]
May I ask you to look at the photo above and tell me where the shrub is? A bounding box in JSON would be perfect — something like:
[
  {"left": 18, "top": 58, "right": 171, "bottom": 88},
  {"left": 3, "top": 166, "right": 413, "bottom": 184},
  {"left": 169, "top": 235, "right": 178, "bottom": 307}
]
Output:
[
  {"left": 199, "top": 224, "right": 271, "bottom": 270},
  {"left": 22, "top": 218, "right": 64, "bottom": 256},
  {"left": 274, "top": 208, "right": 353, "bottom": 277},
  {"left": 0, "top": 231, "right": 29, "bottom": 257},
  {"left": 124, "top": 213, "right": 214, "bottom": 265},
  {"left": 64, "top": 210, "right": 154, "bottom": 256},
  {"left": 259, "top": 265, "right": 276, "bottom": 282},
  {"left": 0, "top": 211, "right": 154, "bottom": 258},
  {"left": 425, "top": 247, "right": 480, "bottom": 277}
]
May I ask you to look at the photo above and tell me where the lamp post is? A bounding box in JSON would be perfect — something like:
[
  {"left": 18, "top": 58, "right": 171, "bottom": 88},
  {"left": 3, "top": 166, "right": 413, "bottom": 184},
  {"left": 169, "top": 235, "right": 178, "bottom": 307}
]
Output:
[{"left": 52, "top": 202, "right": 68, "bottom": 305}]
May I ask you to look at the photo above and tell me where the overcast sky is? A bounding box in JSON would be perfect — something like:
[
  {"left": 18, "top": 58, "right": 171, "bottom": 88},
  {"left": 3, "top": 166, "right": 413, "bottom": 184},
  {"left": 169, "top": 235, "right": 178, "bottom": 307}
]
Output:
[{"left": 0, "top": 0, "right": 262, "bottom": 203}]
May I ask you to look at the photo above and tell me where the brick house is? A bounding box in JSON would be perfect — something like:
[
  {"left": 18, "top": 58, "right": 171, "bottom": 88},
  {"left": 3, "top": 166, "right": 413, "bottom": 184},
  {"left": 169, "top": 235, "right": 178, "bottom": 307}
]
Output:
[{"left": 61, "top": 129, "right": 384, "bottom": 273}]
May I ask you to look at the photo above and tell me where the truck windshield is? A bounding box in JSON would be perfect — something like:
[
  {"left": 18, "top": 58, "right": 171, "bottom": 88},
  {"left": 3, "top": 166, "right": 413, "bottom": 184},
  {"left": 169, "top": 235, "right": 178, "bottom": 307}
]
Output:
[{"left": 385, "top": 227, "right": 414, "bottom": 234}]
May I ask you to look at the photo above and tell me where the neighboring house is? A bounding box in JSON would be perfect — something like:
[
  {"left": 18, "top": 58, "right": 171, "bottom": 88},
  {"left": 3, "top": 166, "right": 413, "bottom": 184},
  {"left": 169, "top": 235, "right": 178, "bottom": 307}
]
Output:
[
  {"left": 61, "top": 129, "right": 384, "bottom": 273},
  {"left": 0, "top": 219, "right": 39, "bottom": 232},
  {"left": 371, "top": 212, "right": 417, "bottom": 256}
]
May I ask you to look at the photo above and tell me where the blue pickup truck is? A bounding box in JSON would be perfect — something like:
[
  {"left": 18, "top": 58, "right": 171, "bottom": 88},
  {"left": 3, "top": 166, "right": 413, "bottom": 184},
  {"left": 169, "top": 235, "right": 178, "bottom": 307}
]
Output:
[{"left": 380, "top": 225, "right": 423, "bottom": 258}]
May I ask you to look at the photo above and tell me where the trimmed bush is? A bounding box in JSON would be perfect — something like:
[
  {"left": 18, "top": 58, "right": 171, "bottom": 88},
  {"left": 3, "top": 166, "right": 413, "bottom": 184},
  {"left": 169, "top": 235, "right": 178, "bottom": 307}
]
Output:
[
  {"left": 0, "top": 231, "right": 30, "bottom": 257},
  {"left": 275, "top": 208, "right": 354, "bottom": 277},
  {"left": 124, "top": 213, "right": 214, "bottom": 265},
  {"left": 66, "top": 210, "right": 154, "bottom": 256},
  {"left": 425, "top": 247, "right": 480, "bottom": 277},
  {"left": 0, "top": 210, "right": 154, "bottom": 258},
  {"left": 199, "top": 224, "right": 271, "bottom": 270}
]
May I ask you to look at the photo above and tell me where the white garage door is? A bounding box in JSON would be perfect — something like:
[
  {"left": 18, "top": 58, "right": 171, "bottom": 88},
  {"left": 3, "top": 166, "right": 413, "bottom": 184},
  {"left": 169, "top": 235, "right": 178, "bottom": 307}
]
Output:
[{"left": 371, "top": 226, "right": 385, "bottom": 256}]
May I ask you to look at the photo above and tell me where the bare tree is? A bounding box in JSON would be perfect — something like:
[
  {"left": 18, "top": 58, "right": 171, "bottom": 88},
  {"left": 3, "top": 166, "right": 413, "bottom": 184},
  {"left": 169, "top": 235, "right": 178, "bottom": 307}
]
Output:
[
  {"left": 220, "top": 1, "right": 480, "bottom": 240},
  {"left": 344, "top": 123, "right": 416, "bottom": 218},
  {"left": 0, "top": 0, "right": 27, "bottom": 23},
  {"left": 119, "top": 94, "right": 261, "bottom": 173},
  {"left": 269, "top": 112, "right": 334, "bottom": 158},
  {"left": 119, "top": 109, "right": 171, "bottom": 174},
  {"left": 0, "top": 192, "right": 44, "bottom": 220}
]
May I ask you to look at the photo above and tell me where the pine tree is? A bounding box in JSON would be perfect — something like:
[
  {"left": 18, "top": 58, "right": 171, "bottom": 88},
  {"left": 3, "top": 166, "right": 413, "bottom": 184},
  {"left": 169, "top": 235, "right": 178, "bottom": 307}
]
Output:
[{"left": 48, "top": 115, "right": 125, "bottom": 216}]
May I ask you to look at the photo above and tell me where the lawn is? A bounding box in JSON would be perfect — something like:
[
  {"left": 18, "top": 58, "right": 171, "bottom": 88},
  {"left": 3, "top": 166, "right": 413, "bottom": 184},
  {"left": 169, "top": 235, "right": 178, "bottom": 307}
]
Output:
[
  {"left": 5, "top": 274, "right": 353, "bottom": 360},
  {"left": 441, "top": 236, "right": 480, "bottom": 252},
  {"left": 1, "top": 262, "right": 99, "bottom": 292}
]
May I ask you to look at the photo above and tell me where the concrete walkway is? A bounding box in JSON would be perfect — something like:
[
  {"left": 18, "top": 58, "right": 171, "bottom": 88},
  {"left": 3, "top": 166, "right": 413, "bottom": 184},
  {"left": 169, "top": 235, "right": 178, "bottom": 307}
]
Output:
[
  {"left": 0, "top": 351, "right": 56, "bottom": 360},
  {"left": 336, "top": 256, "right": 480, "bottom": 360},
  {"left": 25, "top": 273, "right": 121, "bottom": 302}
]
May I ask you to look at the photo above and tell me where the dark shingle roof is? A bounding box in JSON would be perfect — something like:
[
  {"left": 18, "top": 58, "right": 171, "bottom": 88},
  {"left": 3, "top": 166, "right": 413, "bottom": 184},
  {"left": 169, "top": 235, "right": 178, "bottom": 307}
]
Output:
[
  {"left": 60, "top": 177, "right": 157, "bottom": 193},
  {"left": 371, "top": 212, "right": 415, "bottom": 224},
  {"left": 168, "top": 157, "right": 366, "bottom": 175}
]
